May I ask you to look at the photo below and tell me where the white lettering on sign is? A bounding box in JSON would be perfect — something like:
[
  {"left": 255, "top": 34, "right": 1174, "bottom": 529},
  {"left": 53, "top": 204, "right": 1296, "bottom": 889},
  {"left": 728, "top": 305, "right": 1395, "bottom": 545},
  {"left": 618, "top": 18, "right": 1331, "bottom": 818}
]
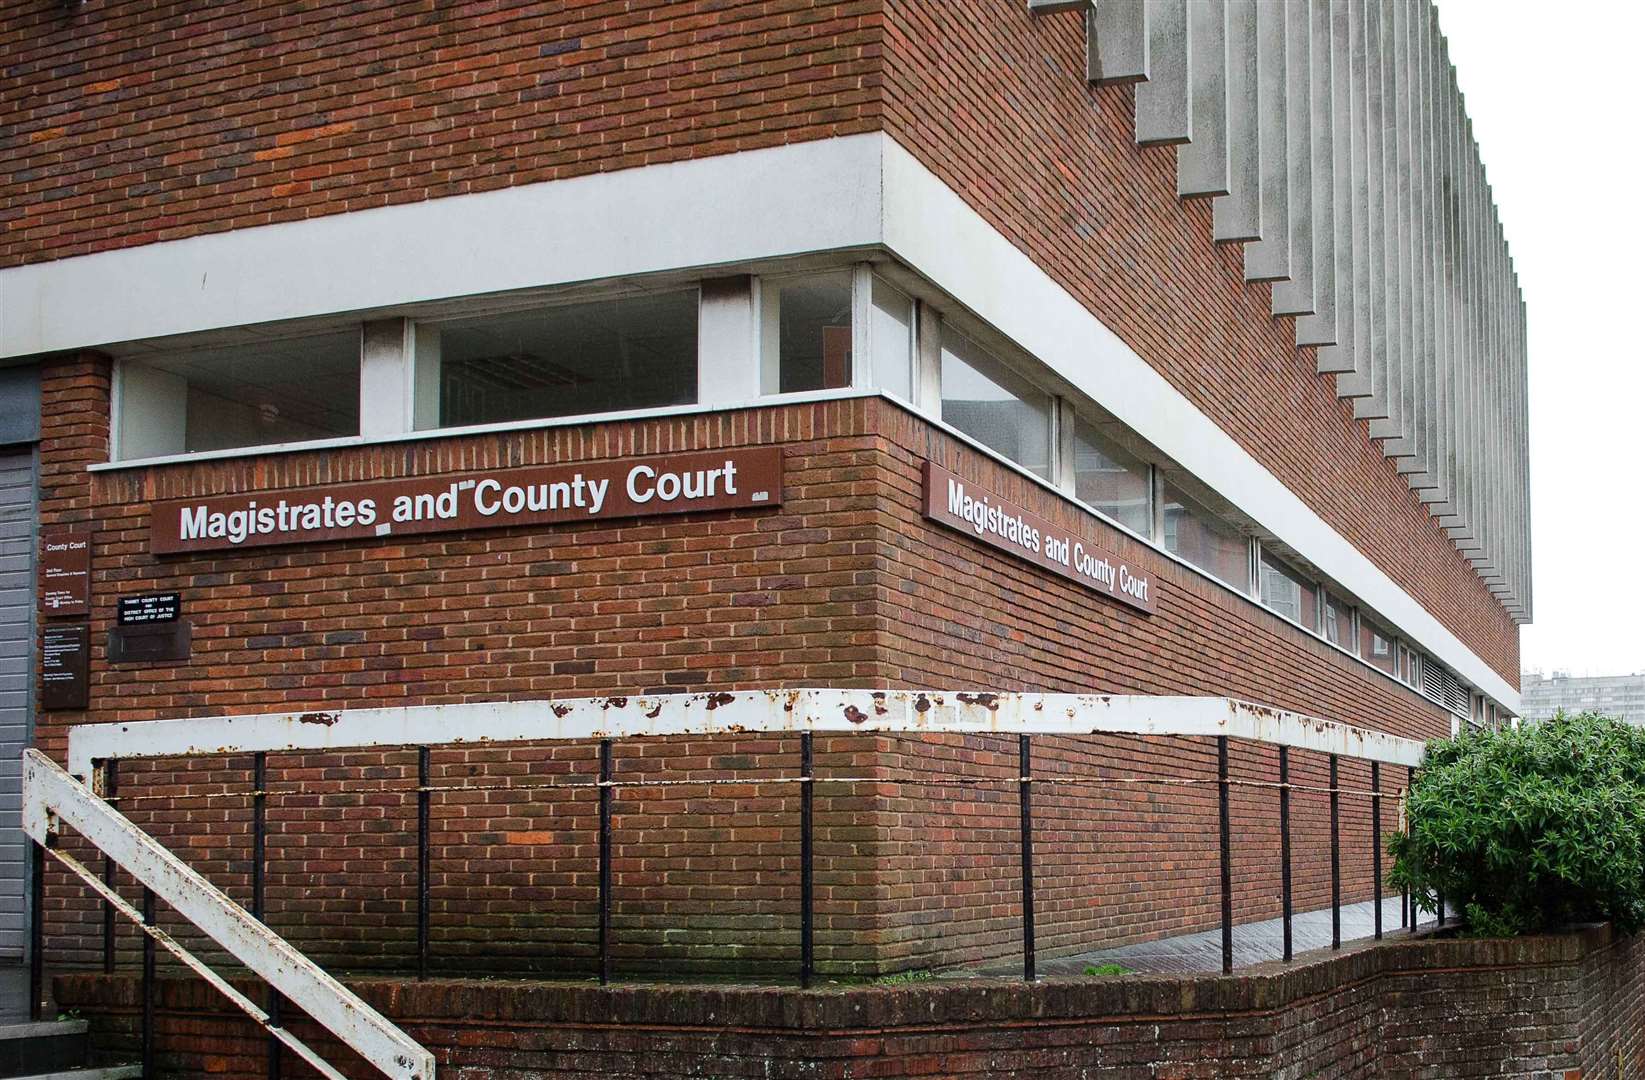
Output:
[
  {"left": 923, "top": 462, "right": 1155, "bottom": 615},
  {"left": 180, "top": 497, "right": 382, "bottom": 546},
  {"left": 946, "top": 476, "right": 1042, "bottom": 554},
  {"left": 152, "top": 449, "right": 784, "bottom": 555},
  {"left": 627, "top": 460, "right": 737, "bottom": 504}
]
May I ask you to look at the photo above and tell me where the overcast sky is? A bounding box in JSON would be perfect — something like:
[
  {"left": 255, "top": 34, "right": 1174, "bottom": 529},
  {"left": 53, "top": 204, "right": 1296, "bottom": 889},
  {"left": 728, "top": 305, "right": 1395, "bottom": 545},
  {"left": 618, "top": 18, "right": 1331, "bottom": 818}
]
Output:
[{"left": 1434, "top": 0, "right": 1643, "bottom": 678}]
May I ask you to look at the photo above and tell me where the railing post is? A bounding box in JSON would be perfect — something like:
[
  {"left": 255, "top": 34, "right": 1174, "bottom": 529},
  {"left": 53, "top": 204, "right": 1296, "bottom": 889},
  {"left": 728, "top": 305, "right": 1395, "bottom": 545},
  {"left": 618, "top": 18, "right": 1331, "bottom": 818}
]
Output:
[
  {"left": 1018, "top": 733, "right": 1036, "bottom": 983},
  {"left": 28, "top": 838, "right": 44, "bottom": 1022},
  {"left": 1218, "top": 735, "right": 1232, "bottom": 975},
  {"left": 252, "top": 751, "right": 280, "bottom": 1080},
  {"left": 598, "top": 738, "right": 613, "bottom": 986},
  {"left": 1329, "top": 754, "right": 1340, "bottom": 949},
  {"left": 1279, "top": 746, "right": 1292, "bottom": 962},
  {"left": 417, "top": 746, "right": 430, "bottom": 982},
  {"left": 1401, "top": 782, "right": 1410, "bottom": 929},
  {"left": 1372, "top": 761, "right": 1383, "bottom": 940},
  {"left": 799, "top": 732, "right": 814, "bottom": 989},
  {"left": 103, "top": 759, "right": 117, "bottom": 975},
  {"left": 142, "top": 886, "right": 155, "bottom": 1080},
  {"left": 252, "top": 753, "right": 266, "bottom": 920}
]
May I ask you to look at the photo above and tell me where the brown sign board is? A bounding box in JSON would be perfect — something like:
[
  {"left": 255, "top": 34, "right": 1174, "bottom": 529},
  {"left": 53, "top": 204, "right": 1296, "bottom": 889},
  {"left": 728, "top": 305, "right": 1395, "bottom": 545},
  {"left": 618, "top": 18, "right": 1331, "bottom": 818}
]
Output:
[
  {"left": 42, "top": 623, "right": 90, "bottom": 711},
  {"left": 41, "top": 529, "right": 91, "bottom": 615},
  {"left": 923, "top": 461, "right": 1157, "bottom": 615},
  {"left": 150, "top": 447, "right": 785, "bottom": 555}
]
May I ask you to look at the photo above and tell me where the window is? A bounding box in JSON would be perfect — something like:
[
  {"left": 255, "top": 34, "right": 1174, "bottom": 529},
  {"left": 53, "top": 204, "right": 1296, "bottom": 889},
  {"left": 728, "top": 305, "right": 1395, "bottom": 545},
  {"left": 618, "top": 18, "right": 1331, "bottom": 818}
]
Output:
[
  {"left": 1360, "top": 617, "right": 1399, "bottom": 677},
  {"left": 1259, "top": 551, "right": 1318, "bottom": 632},
  {"left": 1321, "top": 592, "right": 1353, "bottom": 652},
  {"left": 761, "top": 272, "right": 853, "bottom": 395},
  {"left": 868, "top": 276, "right": 915, "bottom": 401},
  {"left": 940, "top": 328, "right": 1052, "bottom": 479},
  {"left": 1401, "top": 645, "right": 1422, "bottom": 689},
  {"left": 116, "top": 330, "right": 361, "bottom": 460},
  {"left": 1072, "top": 416, "right": 1153, "bottom": 535},
  {"left": 1163, "top": 484, "right": 1249, "bottom": 590},
  {"left": 426, "top": 291, "right": 698, "bottom": 429}
]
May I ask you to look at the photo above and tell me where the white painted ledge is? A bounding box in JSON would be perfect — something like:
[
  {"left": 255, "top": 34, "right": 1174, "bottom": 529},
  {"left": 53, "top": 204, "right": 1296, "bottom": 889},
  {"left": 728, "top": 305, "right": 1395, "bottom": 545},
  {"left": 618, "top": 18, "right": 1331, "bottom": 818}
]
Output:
[{"left": 65, "top": 690, "right": 1427, "bottom": 778}]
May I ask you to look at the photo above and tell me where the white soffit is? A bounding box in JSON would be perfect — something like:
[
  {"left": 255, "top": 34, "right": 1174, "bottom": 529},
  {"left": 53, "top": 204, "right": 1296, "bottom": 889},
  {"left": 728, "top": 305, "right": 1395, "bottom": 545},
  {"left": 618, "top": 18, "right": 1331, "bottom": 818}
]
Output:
[{"left": 0, "top": 131, "right": 1517, "bottom": 711}]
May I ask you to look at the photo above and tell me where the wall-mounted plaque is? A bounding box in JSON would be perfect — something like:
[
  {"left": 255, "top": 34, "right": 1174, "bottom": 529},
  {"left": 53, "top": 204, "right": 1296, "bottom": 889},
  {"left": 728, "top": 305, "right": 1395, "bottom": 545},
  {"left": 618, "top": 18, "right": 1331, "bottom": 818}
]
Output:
[
  {"left": 42, "top": 624, "right": 90, "bottom": 710},
  {"left": 41, "top": 529, "right": 91, "bottom": 616},
  {"left": 117, "top": 592, "right": 181, "bottom": 625},
  {"left": 107, "top": 621, "right": 192, "bottom": 664}
]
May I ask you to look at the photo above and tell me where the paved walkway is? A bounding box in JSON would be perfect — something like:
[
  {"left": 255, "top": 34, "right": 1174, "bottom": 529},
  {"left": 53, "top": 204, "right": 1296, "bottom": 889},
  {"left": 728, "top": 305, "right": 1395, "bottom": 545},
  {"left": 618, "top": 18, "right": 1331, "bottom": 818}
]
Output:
[{"left": 964, "top": 896, "right": 1442, "bottom": 977}]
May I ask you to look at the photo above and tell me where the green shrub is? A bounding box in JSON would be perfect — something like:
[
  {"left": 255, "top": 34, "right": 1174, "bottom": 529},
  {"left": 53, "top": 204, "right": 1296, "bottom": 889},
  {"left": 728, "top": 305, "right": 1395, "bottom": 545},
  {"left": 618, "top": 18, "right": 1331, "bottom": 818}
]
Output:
[{"left": 1387, "top": 711, "right": 1645, "bottom": 937}]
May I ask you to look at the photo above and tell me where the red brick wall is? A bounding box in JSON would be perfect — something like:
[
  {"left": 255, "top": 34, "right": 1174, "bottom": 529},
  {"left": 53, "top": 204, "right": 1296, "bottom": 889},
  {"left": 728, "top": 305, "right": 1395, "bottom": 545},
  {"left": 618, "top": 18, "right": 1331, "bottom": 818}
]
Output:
[
  {"left": 55, "top": 924, "right": 1645, "bottom": 1079},
  {"left": 38, "top": 357, "right": 1432, "bottom": 975},
  {"left": 0, "top": 0, "right": 882, "bottom": 265},
  {"left": 877, "top": 0, "right": 1520, "bottom": 686},
  {"left": 2, "top": 0, "right": 1519, "bottom": 687}
]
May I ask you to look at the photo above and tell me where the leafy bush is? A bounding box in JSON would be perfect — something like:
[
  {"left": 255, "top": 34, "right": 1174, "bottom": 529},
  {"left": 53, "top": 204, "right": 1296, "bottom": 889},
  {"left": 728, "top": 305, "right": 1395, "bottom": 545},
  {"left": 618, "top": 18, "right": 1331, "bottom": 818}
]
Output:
[{"left": 1387, "top": 711, "right": 1645, "bottom": 937}]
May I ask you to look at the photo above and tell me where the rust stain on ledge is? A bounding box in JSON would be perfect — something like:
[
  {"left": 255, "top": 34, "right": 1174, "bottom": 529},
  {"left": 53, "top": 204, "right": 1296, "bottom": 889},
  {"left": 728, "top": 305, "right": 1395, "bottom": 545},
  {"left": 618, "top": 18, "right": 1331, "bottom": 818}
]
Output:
[{"left": 297, "top": 712, "right": 338, "bottom": 727}]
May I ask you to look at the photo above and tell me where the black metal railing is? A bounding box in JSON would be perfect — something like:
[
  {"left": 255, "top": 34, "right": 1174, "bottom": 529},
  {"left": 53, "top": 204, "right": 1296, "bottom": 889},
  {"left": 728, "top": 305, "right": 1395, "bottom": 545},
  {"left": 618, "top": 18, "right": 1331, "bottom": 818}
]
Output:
[{"left": 29, "top": 730, "right": 1438, "bottom": 1078}]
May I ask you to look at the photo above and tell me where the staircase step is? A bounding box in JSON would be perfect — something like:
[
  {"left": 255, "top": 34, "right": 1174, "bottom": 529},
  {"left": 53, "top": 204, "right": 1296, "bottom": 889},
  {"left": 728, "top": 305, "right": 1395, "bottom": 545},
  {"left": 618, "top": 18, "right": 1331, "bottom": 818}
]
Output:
[
  {"left": 0, "top": 1020, "right": 89, "bottom": 1079},
  {"left": 16, "top": 1070, "right": 141, "bottom": 1080}
]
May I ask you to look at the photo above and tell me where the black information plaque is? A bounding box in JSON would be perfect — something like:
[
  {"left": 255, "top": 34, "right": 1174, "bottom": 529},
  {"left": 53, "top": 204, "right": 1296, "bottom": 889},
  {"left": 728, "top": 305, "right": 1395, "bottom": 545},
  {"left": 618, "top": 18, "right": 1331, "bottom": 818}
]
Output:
[
  {"left": 42, "top": 624, "right": 90, "bottom": 711},
  {"left": 117, "top": 592, "right": 181, "bottom": 625},
  {"left": 107, "top": 620, "right": 192, "bottom": 664}
]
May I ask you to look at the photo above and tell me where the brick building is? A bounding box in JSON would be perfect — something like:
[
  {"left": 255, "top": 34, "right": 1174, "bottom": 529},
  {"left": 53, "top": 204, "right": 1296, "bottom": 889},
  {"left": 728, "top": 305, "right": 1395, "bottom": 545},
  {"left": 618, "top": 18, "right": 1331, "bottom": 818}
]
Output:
[{"left": 0, "top": 0, "right": 1528, "bottom": 1031}]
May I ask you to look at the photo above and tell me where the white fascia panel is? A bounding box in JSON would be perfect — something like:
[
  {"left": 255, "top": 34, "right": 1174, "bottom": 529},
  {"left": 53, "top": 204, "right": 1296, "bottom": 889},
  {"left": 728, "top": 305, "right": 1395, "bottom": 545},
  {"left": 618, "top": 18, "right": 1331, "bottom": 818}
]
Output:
[
  {"left": 878, "top": 134, "right": 1517, "bottom": 712},
  {"left": 1, "top": 130, "right": 1516, "bottom": 712},
  {"left": 0, "top": 135, "right": 886, "bottom": 359}
]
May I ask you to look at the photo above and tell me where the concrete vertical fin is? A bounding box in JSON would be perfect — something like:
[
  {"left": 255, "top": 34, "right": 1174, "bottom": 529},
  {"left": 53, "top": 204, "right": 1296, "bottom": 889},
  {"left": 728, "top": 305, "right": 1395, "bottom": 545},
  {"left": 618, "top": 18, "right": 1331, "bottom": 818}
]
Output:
[
  {"left": 1271, "top": 0, "right": 1318, "bottom": 315},
  {"left": 1211, "top": 0, "right": 1259, "bottom": 239},
  {"left": 1088, "top": 0, "right": 1149, "bottom": 84},
  {"left": 1243, "top": 0, "right": 1291, "bottom": 280},
  {"left": 1318, "top": 0, "right": 1363, "bottom": 377},
  {"left": 1136, "top": 0, "right": 1191, "bottom": 145},
  {"left": 1351, "top": 0, "right": 1391, "bottom": 422},
  {"left": 1179, "top": 0, "right": 1231, "bottom": 197}
]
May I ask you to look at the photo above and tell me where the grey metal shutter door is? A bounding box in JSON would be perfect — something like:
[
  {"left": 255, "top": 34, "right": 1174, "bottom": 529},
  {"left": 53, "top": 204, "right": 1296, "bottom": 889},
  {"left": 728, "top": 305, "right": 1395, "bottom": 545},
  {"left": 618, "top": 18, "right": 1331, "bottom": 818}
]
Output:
[{"left": 0, "top": 449, "right": 35, "bottom": 961}]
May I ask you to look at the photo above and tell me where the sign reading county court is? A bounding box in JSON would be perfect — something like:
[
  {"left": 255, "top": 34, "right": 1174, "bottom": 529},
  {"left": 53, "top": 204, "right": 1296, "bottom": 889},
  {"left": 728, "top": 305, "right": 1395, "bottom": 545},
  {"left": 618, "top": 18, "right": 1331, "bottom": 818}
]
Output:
[
  {"left": 151, "top": 448, "right": 783, "bottom": 554},
  {"left": 923, "top": 462, "right": 1156, "bottom": 614}
]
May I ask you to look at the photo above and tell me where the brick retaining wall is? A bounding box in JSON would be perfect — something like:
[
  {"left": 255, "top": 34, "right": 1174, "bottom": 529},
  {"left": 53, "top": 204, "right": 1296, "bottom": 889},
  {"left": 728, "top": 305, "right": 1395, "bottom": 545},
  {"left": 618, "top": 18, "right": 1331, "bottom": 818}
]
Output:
[{"left": 55, "top": 924, "right": 1645, "bottom": 1078}]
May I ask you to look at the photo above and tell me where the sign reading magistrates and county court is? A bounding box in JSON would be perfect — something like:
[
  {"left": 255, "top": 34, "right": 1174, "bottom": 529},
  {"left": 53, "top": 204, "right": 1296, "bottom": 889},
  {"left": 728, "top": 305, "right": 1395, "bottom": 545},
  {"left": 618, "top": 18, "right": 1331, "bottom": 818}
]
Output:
[
  {"left": 923, "top": 462, "right": 1156, "bottom": 615},
  {"left": 151, "top": 448, "right": 783, "bottom": 554}
]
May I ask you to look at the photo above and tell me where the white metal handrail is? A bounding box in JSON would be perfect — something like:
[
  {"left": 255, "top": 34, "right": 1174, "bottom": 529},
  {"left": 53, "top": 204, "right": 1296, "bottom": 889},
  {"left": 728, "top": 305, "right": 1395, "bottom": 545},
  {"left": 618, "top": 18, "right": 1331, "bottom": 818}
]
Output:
[
  {"left": 22, "top": 748, "right": 435, "bottom": 1080},
  {"left": 64, "top": 690, "right": 1426, "bottom": 779},
  {"left": 33, "top": 689, "right": 1428, "bottom": 1074}
]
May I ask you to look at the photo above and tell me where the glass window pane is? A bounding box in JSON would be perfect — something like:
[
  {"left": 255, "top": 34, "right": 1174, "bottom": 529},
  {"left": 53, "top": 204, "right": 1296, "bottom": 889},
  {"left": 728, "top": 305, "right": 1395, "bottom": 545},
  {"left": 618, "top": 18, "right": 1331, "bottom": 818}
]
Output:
[
  {"left": 940, "top": 329, "right": 1052, "bottom": 479},
  {"left": 763, "top": 272, "right": 853, "bottom": 394},
  {"left": 434, "top": 291, "right": 698, "bottom": 428},
  {"left": 1322, "top": 593, "right": 1353, "bottom": 651},
  {"left": 1073, "top": 416, "right": 1152, "bottom": 535},
  {"left": 869, "top": 276, "right": 914, "bottom": 401},
  {"left": 1259, "top": 551, "right": 1318, "bottom": 631},
  {"left": 117, "top": 330, "right": 361, "bottom": 460},
  {"left": 1360, "top": 617, "right": 1399, "bottom": 676},
  {"left": 1163, "top": 484, "right": 1249, "bottom": 590}
]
